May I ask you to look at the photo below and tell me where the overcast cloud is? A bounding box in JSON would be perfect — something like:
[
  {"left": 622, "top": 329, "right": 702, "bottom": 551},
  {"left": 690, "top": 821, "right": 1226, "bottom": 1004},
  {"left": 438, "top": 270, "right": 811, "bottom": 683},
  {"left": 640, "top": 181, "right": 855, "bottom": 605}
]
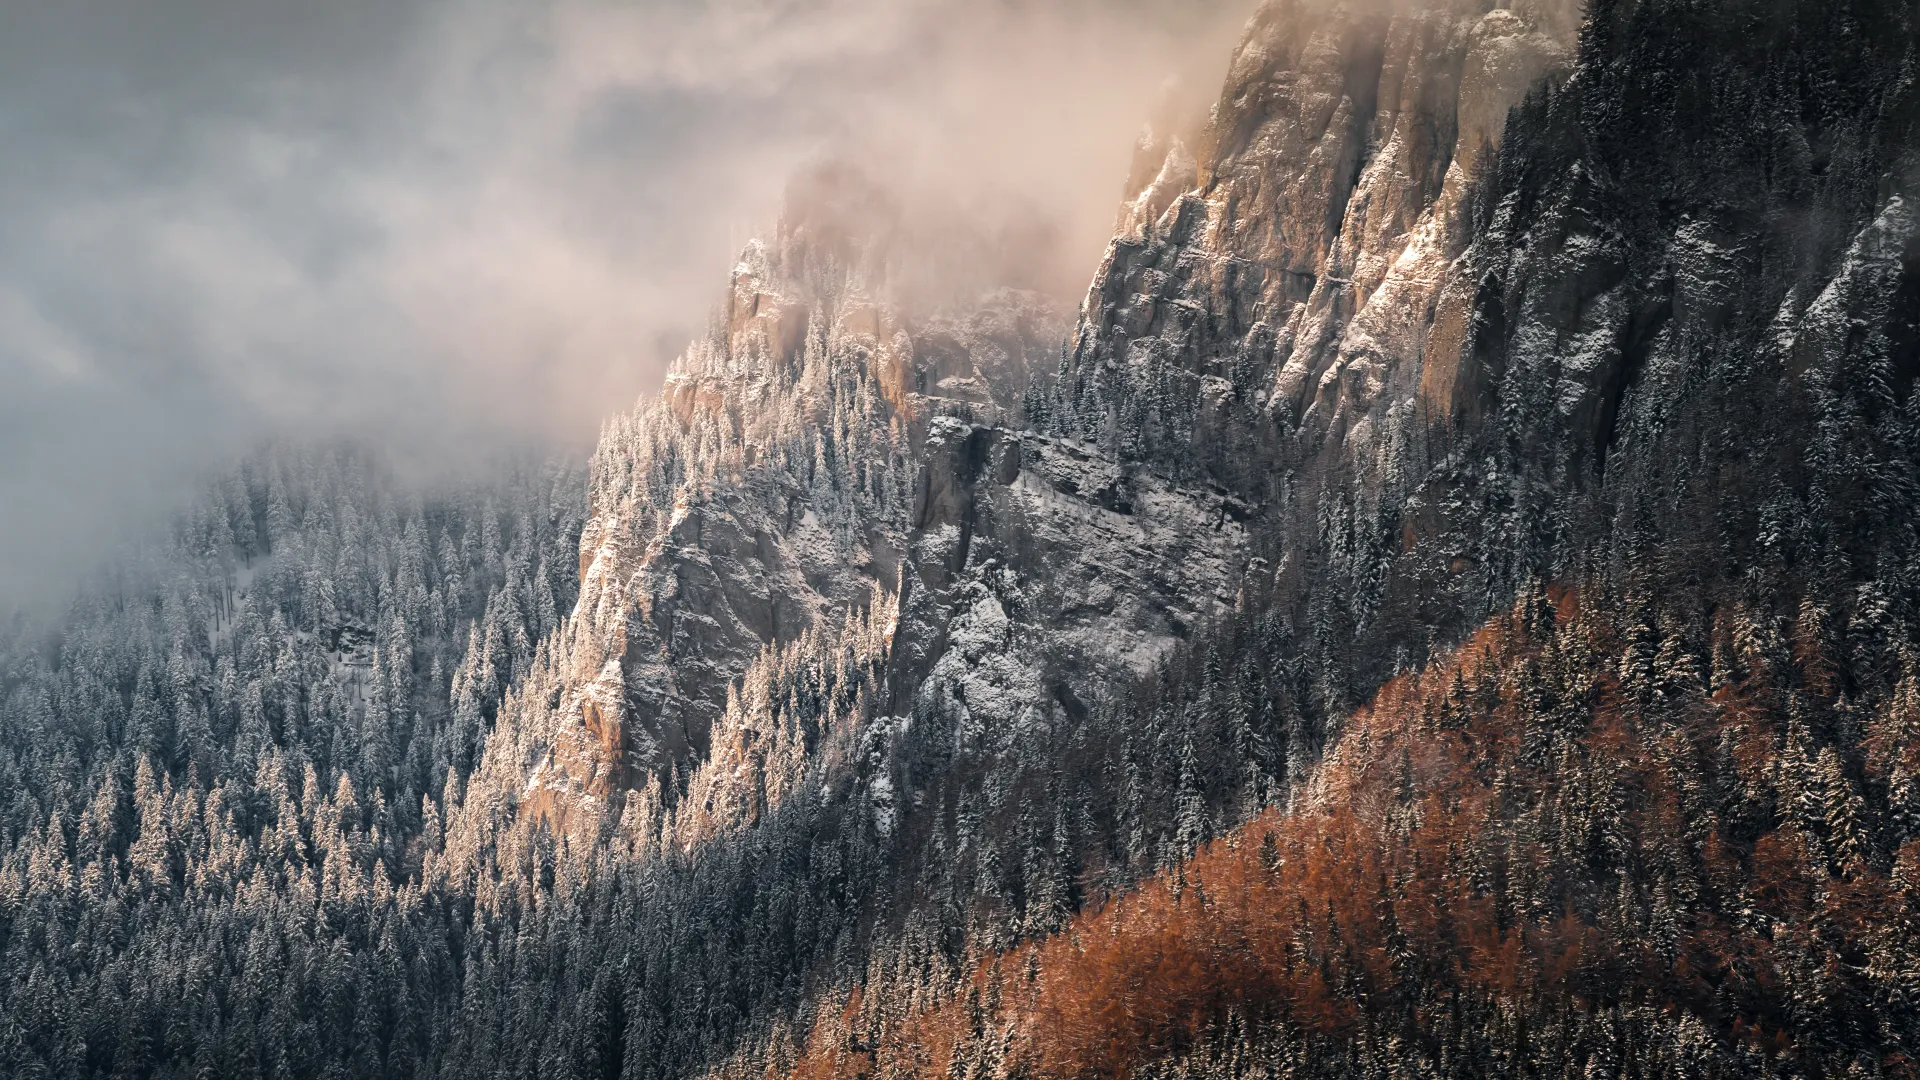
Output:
[{"left": 0, "top": 0, "right": 1251, "bottom": 605}]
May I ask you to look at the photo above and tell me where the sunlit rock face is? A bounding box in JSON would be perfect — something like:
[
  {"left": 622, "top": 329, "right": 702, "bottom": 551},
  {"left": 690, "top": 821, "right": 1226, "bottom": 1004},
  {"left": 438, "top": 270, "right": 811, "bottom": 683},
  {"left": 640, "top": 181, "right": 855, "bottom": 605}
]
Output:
[
  {"left": 487, "top": 148, "right": 1268, "bottom": 838},
  {"left": 487, "top": 0, "right": 1592, "bottom": 838},
  {"left": 484, "top": 0, "right": 1920, "bottom": 846},
  {"left": 1065, "top": 0, "right": 1580, "bottom": 504},
  {"left": 1044, "top": 0, "right": 1920, "bottom": 697}
]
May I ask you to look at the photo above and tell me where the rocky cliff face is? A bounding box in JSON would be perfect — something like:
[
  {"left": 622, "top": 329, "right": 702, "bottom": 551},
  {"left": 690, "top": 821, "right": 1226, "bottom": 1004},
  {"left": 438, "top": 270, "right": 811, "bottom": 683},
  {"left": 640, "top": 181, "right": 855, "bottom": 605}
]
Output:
[
  {"left": 486, "top": 0, "right": 1920, "bottom": 845},
  {"left": 1063, "top": 0, "right": 1578, "bottom": 497},
  {"left": 465, "top": 148, "right": 1264, "bottom": 839},
  {"left": 1042, "top": 0, "right": 1920, "bottom": 691},
  {"left": 895, "top": 417, "right": 1253, "bottom": 753},
  {"left": 466, "top": 177, "right": 1062, "bottom": 834},
  {"left": 493, "top": 0, "right": 1592, "bottom": 842},
  {"left": 1024, "top": 0, "right": 1591, "bottom": 701}
]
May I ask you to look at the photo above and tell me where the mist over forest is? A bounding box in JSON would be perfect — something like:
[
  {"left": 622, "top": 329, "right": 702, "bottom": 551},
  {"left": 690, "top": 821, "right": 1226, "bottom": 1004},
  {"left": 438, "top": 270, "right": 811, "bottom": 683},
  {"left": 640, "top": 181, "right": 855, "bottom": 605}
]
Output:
[{"left": 0, "top": 0, "right": 1250, "bottom": 607}]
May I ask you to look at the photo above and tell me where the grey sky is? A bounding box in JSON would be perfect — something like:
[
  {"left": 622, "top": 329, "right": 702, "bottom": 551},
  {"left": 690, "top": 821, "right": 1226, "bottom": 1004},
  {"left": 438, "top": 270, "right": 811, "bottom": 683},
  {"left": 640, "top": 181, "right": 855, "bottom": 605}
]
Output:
[{"left": 0, "top": 0, "right": 1250, "bottom": 605}]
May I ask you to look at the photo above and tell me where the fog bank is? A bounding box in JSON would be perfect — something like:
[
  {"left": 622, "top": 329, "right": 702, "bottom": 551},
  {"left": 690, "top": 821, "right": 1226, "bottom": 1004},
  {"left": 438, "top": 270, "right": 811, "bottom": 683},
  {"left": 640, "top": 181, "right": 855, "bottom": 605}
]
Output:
[{"left": 0, "top": 0, "right": 1254, "bottom": 605}]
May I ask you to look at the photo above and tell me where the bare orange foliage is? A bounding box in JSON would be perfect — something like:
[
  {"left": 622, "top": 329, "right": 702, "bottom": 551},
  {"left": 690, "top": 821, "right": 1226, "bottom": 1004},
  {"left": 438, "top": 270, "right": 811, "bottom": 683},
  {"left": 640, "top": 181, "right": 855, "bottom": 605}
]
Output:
[{"left": 783, "top": 590, "right": 1917, "bottom": 1080}]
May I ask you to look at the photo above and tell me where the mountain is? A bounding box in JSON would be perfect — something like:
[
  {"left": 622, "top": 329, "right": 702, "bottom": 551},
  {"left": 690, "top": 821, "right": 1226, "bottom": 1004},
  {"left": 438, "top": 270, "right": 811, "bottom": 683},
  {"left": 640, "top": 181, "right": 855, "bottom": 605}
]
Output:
[{"left": 4, "top": 0, "right": 1920, "bottom": 1077}]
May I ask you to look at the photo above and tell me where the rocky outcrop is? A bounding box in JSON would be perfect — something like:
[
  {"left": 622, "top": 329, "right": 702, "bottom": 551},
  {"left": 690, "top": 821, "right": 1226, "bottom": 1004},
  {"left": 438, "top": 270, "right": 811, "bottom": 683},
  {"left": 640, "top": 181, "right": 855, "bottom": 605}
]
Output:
[
  {"left": 456, "top": 164, "right": 1066, "bottom": 834},
  {"left": 896, "top": 417, "right": 1253, "bottom": 754},
  {"left": 473, "top": 0, "right": 1590, "bottom": 841},
  {"left": 1057, "top": 0, "right": 1578, "bottom": 501},
  {"left": 474, "top": 150, "right": 1268, "bottom": 838},
  {"left": 476, "top": 0, "right": 1920, "bottom": 850},
  {"left": 1038, "top": 0, "right": 1920, "bottom": 700}
]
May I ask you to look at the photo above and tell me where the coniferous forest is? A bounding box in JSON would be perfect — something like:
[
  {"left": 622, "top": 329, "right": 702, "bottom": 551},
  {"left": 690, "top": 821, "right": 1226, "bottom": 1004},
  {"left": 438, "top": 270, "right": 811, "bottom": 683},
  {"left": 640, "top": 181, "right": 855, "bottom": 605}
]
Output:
[{"left": 6, "top": 0, "right": 1920, "bottom": 1077}]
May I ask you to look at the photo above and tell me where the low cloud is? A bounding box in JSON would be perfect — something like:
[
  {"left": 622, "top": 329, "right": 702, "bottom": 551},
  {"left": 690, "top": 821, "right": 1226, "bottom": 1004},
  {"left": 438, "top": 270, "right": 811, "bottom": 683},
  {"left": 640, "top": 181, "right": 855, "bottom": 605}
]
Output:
[{"left": 0, "top": 0, "right": 1253, "bottom": 605}]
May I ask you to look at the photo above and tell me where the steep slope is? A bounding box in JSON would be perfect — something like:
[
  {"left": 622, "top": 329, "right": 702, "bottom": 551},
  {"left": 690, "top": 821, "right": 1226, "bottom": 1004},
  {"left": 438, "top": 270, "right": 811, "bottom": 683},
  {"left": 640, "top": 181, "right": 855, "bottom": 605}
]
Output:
[
  {"left": 1041, "top": 0, "right": 1920, "bottom": 700},
  {"left": 474, "top": 153, "right": 1274, "bottom": 843},
  {"left": 0, "top": 447, "right": 589, "bottom": 1079},
  {"left": 1031, "top": 0, "right": 1592, "bottom": 707},
  {"left": 469, "top": 168, "right": 1064, "bottom": 835},
  {"left": 1053, "top": 0, "right": 1577, "bottom": 486},
  {"left": 751, "top": 0, "right": 1920, "bottom": 1076},
  {"left": 487, "top": 0, "right": 1593, "bottom": 847},
  {"left": 446, "top": 0, "right": 1920, "bottom": 1073},
  {"left": 783, "top": 586, "right": 1920, "bottom": 1079}
]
